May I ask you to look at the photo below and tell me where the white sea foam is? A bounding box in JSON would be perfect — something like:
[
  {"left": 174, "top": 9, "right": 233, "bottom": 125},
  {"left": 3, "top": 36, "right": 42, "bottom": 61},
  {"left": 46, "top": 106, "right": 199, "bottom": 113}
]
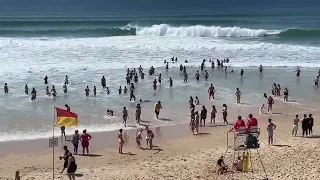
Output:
[{"left": 135, "top": 24, "right": 280, "bottom": 37}]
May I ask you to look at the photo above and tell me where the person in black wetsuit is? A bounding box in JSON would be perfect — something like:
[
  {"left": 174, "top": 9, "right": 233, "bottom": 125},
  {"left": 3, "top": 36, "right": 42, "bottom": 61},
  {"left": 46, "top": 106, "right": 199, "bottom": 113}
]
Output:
[{"left": 44, "top": 76, "right": 48, "bottom": 85}]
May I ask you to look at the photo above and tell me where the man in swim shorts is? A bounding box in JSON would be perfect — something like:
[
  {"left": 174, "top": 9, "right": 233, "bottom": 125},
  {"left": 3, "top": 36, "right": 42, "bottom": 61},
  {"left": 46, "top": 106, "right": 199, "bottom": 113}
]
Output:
[
  {"left": 235, "top": 88, "right": 242, "bottom": 104},
  {"left": 208, "top": 84, "right": 215, "bottom": 100},
  {"left": 292, "top": 115, "right": 299, "bottom": 137},
  {"left": 267, "top": 119, "right": 276, "bottom": 145}
]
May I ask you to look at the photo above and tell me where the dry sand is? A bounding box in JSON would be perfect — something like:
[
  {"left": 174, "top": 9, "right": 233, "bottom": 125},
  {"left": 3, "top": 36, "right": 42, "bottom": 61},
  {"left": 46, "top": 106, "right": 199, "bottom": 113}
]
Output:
[{"left": 1, "top": 101, "right": 320, "bottom": 180}]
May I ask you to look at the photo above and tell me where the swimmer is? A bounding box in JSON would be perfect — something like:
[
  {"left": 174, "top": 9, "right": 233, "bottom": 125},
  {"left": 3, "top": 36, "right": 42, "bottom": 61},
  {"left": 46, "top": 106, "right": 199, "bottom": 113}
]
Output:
[
  {"left": 183, "top": 72, "right": 188, "bottom": 82},
  {"left": 65, "top": 75, "right": 69, "bottom": 85},
  {"left": 166, "top": 62, "right": 169, "bottom": 70},
  {"left": 158, "top": 73, "right": 162, "bottom": 84},
  {"left": 85, "top": 86, "right": 90, "bottom": 97},
  {"left": 139, "top": 99, "right": 151, "bottom": 103},
  {"left": 136, "top": 103, "right": 141, "bottom": 124},
  {"left": 4, "top": 83, "right": 8, "bottom": 94},
  {"left": 240, "top": 69, "right": 244, "bottom": 76},
  {"left": 106, "top": 87, "right": 110, "bottom": 95},
  {"left": 154, "top": 101, "right": 162, "bottom": 119},
  {"left": 107, "top": 109, "right": 113, "bottom": 116},
  {"left": 25, "top": 84, "right": 29, "bottom": 95},
  {"left": 44, "top": 75, "right": 48, "bottom": 85},
  {"left": 180, "top": 64, "right": 183, "bottom": 71},
  {"left": 124, "top": 86, "right": 128, "bottom": 93},
  {"left": 93, "top": 86, "right": 97, "bottom": 97},
  {"left": 235, "top": 88, "right": 242, "bottom": 104},
  {"left": 126, "top": 75, "right": 131, "bottom": 85},
  {"left": 263, "top": 93, "right": 268, "bottom": 99},
  {"left": 211, "top": 61, "right": 215, "bottom": 68},
  {"left": 129, "top": 84, "right": 136, "bottom": 101},
  {"left": 46, "top": 86, "right": 51, "bottom": 96},
  {"left": 65, "top": 104, "right": 70, "bottom": 112},
  {"left": 140, "top": 71, "right": 145, "bottom": 79},
  {"left": 315, "top": 77, "right": 319, "bottom": 87},
  {"left": 134, "top": 73, "right": 139, "bottom": 83},
  {"left": 224, "top": 66, "right": 227, "bottom": 73},
  {"left": 122, "top": 107, "right": 128, "bottom": 127}
]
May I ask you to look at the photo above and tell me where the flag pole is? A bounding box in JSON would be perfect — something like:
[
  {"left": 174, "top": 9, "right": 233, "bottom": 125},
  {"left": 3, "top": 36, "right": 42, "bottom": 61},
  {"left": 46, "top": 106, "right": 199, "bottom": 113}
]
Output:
[{"left": 53, "top": 106, "right": 55, "bottom": 180}]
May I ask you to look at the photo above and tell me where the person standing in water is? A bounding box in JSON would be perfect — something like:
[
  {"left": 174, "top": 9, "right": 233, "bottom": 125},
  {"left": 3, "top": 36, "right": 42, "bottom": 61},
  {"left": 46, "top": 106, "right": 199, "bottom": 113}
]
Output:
[
  {"left": 153, "top": 79, "right": 157, "bottom": 91},
  {"left": 122, "top": 107, "right": 128, "bottom": 127},
  {"left": 211, "top": 60, "right": 215, "bottom": 68},
  {"left": 31, "top": 88, "right": 37, "bottom": 101},
  {"left": 63, "top": 82, "right": 68, "bottom": 94},
  {"left": 65, "top": 104, "right": 71, "bottom": 112},
  {"left": 166, "top": 62, "right": 169, "bottom": 70},
  {"left": 61, "top": 126, "right": 66, "bottom": 140},
  {"left": 259, "top": 65, "right": 263, "bottom": 73},
  {"left": 283, "top": 87, "right": 289, "bottom": 101},
  {"left": 124, "top": 86, "right": 128, "bottom": 94},
  {"left": 296, "top": 67, "right": 301, "bottom": 77},
  {"left": 65, "top": 75, "right": 69, "bottom": 85},
  {"left": 25, "top": 84, "right": 29, "bottom": 95},
  {"left": 136, "top": 103, "right": 141, "bottom": 124},
  {"left": 240, "top": 69, "right": 244, "bottom": 76},
  {"left": 51, "top": 85, "right": 57, "bottom": 97},
  {"left": 183, "top": 72, "right": 188, "bottom": 82},
  {"left": 85, "top": 86, "right": 90, "bottom": 97},
  {"left": 101, "top": 76, "right": 106, "bottom": 88},
  {"left": 46, "top": 86, "right": 51, "bottom": 96},
  {"left": 235, "top": 88, "right": 242, "bottom": 104},
  {"left": 158, "top": 74, "right": 162, "bottom": 84},
  {"left": 106, "top": 87, "right": 111, "bottom": 95},
  {"left": 4, "top": 83, "right": 8, "bottom": 94},
  {"left": 168, "top": 77, "right": 173, "bottom": 87},
  {"left": 267, "top": 118, "right": 276, "bottom": 145},
  {"left": 130, "top": 84, "right": 136, "bottom": 101},
  {"left": 44, "top": 76, "right": 48, "bottom": 85},
  {"left": 208, "top": 84, "right": 215, "bottom": 100},
  {"left": 118, "top": 86, "right": 122, "bottom": 94},
  {"left": 93, "top": 86, "right": 97, "bottom": 97},
  {"left": 267, "top": 96, "right": 274, "bottom": 114},
  {"left": 195, "top": 71, "right": 201, "bottom": 81},
  {"left": 154, "top": 101, "right": 162, "bottom": 119},
  {"left": 292, "top": 115, "right": 299, "bottom": 137},
  {"left": 204, "top": 70, "right": 209, "bottom": 81}
]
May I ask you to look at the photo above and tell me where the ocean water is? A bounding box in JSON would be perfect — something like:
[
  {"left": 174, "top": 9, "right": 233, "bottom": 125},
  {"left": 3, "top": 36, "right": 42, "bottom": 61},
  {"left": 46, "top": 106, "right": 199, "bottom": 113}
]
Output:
[{"left": 1, "top": 0, "right": 320, "bottom": 141}]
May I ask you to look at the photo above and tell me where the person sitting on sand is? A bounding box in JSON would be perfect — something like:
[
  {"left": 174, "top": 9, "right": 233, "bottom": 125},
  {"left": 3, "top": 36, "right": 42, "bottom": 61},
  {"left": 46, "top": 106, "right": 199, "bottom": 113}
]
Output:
[
  {"left": 233, "top": 156, "right": 243, "bottom": 171},
  {"left": 217, "top": 156, "right": 229, "bottom": 174}
]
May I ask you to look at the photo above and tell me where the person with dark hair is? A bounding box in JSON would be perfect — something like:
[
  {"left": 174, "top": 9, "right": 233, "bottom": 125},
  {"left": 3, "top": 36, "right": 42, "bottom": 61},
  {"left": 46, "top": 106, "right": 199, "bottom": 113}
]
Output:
[
  {"left": 80, "top": 129, "right": 92, "bottom": 155},
  {"left": 59, "top": 145, "right": 69, "bottom": 173},
  {"left": 67, "top": 153, "right": 77, "bottom": 180},
  {"left": 301, "top": 114, "right": 309, "bottom": 137},
  {"left": 65, "top": 104, "right": 70, "bottom": 112},
  {"left": 72, "top": 130, "right": 80, "bottom": 155},
  {"left": 118, "top": 129, "right": 124, "bottom": 154},
  {"left": 308, "top": 114, "right": 314, "bottom": 136},
  {"left": 200, "top": 106, "right": 207, "bottom": 126},
  {"left": 222, "top": 104, "right": 228, "bottom": 124}
]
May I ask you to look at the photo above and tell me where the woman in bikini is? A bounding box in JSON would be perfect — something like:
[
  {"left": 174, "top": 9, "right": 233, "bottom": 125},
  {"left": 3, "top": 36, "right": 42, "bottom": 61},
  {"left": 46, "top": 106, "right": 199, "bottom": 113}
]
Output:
[{"left": 222, "top": 104, "right": 228, "bottom": 124}]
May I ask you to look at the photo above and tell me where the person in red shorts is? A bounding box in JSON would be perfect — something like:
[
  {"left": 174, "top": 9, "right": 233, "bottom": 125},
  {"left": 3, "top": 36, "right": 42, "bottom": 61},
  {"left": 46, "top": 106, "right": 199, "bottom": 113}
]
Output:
[
  {"left": 229, "top": 116, "right": 246, "bottom": 132},
  {"left": 247, "top": 114, "right": 258, "bottom": 133},
  {"left": 80, "top": 129, "right": 92, "bottom": 155},
  {"left": 208, "top": 84, "right": 215, "bottom": 100}
]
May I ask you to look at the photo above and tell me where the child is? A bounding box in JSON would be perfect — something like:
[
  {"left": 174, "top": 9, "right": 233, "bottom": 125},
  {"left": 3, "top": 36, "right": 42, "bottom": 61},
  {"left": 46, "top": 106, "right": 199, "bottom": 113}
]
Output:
[
  {"left": 195, "top": 111, "right": 200, "bottom": 134},
  {"left": 136, "top": 130, "right": 142, "bottom": 149},
  {"left": 195, "top": 96, "right": 200, "bottom": 105},
  {"left": 15, "top": 170, "right": 20, "bottom": 180}
]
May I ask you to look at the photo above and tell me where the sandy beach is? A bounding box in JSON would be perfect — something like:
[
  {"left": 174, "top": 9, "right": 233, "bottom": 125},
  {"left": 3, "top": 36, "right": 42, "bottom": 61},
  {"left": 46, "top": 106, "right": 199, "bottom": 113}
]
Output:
[{"left": 1, "top": 100, "right": 320, "bottom": 180}]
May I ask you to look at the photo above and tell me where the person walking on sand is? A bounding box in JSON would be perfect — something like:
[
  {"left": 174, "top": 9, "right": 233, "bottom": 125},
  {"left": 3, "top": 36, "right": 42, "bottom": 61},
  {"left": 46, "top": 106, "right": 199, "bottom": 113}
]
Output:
[
  {"left": 67, "top": 153, "right": 77, "bottom": 180},
  {"left": 136, "top": 129, "right": 142, "bottom": 149},
  {"left": 222, "top": 104, "right": 228, "bottom": 124},
  {"left": 80, "top": 129, "right": 92, "bottom": 155},
  {"left": 267, "top": 118, "right": 276, "bottom": 145},
  {"left": 118, "top": 129, "right": 124, "bottom": 154},
  {"left": 59, "top": 145, "right": 69, "bottom": 173},
  {"left": 72, "top": 130, "right": 80, "bottom": 155},
  {"left": 31, "top": 88, "right": 37, "bottom": 101},
  {"left": 292, "top": 115, "right": 299, "bottom": 137},
  {"left": 15, "top": 170, "right": 20, "bottom": 180},
  {"left": 210, "top": 105, "right": 217, "bottom": 125},
  {"left": 235, "top": 88, "right": 242, "bottom": 104},
  {"left": 122, "top": 107, "right": 128, "bottom": 127},
  {"left": 154, "top": 101, "right": 162, "bottom": 119}
]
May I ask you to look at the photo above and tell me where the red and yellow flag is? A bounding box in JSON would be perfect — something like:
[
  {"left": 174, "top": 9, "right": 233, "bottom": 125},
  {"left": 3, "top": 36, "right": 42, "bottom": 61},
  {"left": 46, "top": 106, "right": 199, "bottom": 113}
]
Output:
[{"left": 55, "top": 107, "right": 79, "bottom": 127}]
